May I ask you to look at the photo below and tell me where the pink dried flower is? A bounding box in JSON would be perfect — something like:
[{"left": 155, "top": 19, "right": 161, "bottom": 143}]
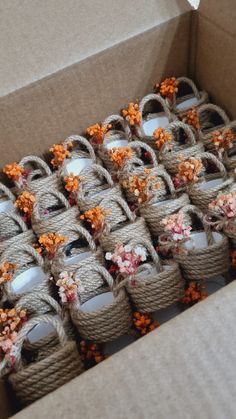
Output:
[
  {"left": 209, "top": 192, "right": 236, "bottom": 219},
  {"left": 161, "top": 213, "right": 192, "bottom": 241},
  {"left": 56, "top": 271, "right": 84, "bottom": 303},
  {"left": 105, "top": 243, "right": 147, "bottom": 276}
]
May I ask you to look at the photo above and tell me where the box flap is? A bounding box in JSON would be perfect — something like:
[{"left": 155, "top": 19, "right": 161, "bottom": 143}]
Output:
[
  {"left": 12, "top": 282, "right": 236, "bottom": 419},
  {"left": 0, "top": 0, "right": 191, "bottom": 97},
  {"left": 199, "top": 0, "right": 236, "bottom": 38}
]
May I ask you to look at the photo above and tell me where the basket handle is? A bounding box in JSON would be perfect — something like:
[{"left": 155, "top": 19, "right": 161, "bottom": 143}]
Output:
[
  {"left": 197, "top": 104, "right": 230, "bottom": 127},
  {"left": 16, "top": 156, "right": 52, "bottom": 189},
  {"left": 129, "top": 141, "right": 158, "bottom": 167},
  {"left": 102, "top": 114, "right": 132, "bottom": 139},
  {"left": 15, "top": 292, "right": 63, "bottom": 318},
  {"left": 149, "top": 167, "right": 176, "bottom": 197},
  {"left": 0, "top": 211, "right": 28, "bottom": 234},
  {"left": 33, "top": 190, "right": 71, "bottom": 222},
  {"left": 62, "top": 225, "right": 96, "bottom": 252},
  {"left": 166, "top": 121, "right": 196, "bottom": 146},
  {"left": 128, "top": 238, "right": 163, "bottom": 273},
  {"left": 173, "top": 77, "right": 201, "bottom": 107},
  {"left": 179, "top": 204, "right": 213, "bottom": 245},
  {"left": 0, "top": 182, "right": 15, "bottom": 202},
  {"left": 64, "top": 135, "right": 96, "bottom": 162},
  {"left": 196, "top": 152, "right": 227, "bottom": 178},
  {"left": 82, "top": 164, "right": 113, "bottom": 187},
  {"left": 139, "top": 93, "right": 172, "bottom": 124},
  {"left": 101, "top": 195, "right": 136, "bottom": 224},
  {"left": 0, "top": 243, "right": 44, "bottom": 267}
]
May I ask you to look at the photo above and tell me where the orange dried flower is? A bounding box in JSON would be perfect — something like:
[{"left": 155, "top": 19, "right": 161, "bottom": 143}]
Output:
[
  {"left": 181, "top": 281, "right": 208, "bottom": 305},
  {"left": 3, "top": 163, "right": 23, "bottom": 181},
  {"left": 211, "top": 129, "right": 235, "bottom": 157},
  {"left": 80, "top": 340, "right": 107, "bottom": 365},
  {"left": 38, "top": 233, "right": 67, "bottom": 259},
  {"left": 50, "top": 144, "right": 71, "bottom": 168},
  {"left": 122, "top": 102, "right": 141, "bottom": 126},
  {"left": 109, "top": 147, "right": 132, "bottom": 169},
  {"left": 0, "top": 262, "right": 17, "bottom": 285},
  {"left": 182, "top": 108, "right": 200, "bottom": 130},
  {"left": 231, "top": 250, "right": 236, "bottom": 268},
  {"left": 133, "top": 312, "right": 160, "bottom": 335},
  {"left": 15, "top": 191, "right": 35, "bottom": 215},
  {"left": 86, "top": 123, "right": 112, "bottom": 145},
  {"left": 64, "top": 173, "right": 81, "bottom": 193},
  {"left": 155, "top": 77, "right": 179, "bottom": 101},
  {"left": 122, "top": 169, "right": 160, "bottom": 204},
  {"left": 153, "top": 127, "right": 173, "bottom": 150},
  {"left": 80, "top": 206, "right": 110, "bottom": 234},
  {"left": 0, "top": 308, "right": 27, "bottom": 361},
  {"left": 177, "top": 156, "right": 202, "bottom": 183}
]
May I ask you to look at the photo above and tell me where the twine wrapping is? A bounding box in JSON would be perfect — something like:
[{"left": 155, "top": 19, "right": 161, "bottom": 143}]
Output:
[
  {"left": 70, "top": 265, "right": 132, "bottom": 343},
  {"left": 0, "top": 226, "right": 36, "bottom": 257},
  {"left": 77, "top": 164, "right": 114, "bottom": 200},
  {"left": 0, "top": 210, "right": 31, "bottom": 242},
  {"left": 0, "top": 182, "right": 15, "bottom": 203},
  {"left": 8, "top": 315, "right": 84, "bottom": 406},
  {"left": 197, "top": 104, "right": 230, "bottom": 148},
  {"left": 172, "top": 77, "right": 208, "bottom": 115},
  {"left": 125, "top": 238, "right": 183, "bottom": 312},
  {"left": 221, "top": 121, "right": 236, "bottom": 172}
]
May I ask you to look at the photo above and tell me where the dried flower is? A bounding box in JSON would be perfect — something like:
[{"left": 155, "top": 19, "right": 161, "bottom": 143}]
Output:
[
  {"left": 231, "top": 250, "right": 236, "bottom": 268},
  {"left": 50, "top": 144, "right": 71, "bottom": 168},
  {"left": 177, "top": 156, "right": 203, "bottom": 183},
  {"left": 109, "top": 147, "right": 132, "bottom": 169},
  {"left": 0, "top": 262, "right": 17, "bottom": 285},
  {"left": 3, "top": 163, "right": 24, "bottom": 181},
  {"left": 86, "top": 123, "right": 112, "bottom": 145},
  {"left": 161, "top": 213, "right": 192, "bottom": 241},
  {"left": 153, "top": 127, "right": 173, "bottom": 150},
  {"left": 0, "top": 308, "right": 27, "bottom": 366},
  {"left": 122, "top": 169, "right": 160, "bottom": 204},
  {"left": 80, "top": 340, "right": 107, "bottom": 365},
  {"left": 209, "top": 192, "right": 236, "bottom": 219},
  {"left": 15, "top": 191, "right": 35, "bottom": 216},
  {"left": 182, "top": 108, "right": 200, "bottom": 130},
  {"left": 56, "top": 271, "right": 82, "bottom": 303},
  {"left": 122, "top": 103, "right": 141, "bottom": 126},
  {"left": 181, "top": 281, "right": 208, "bottom": 306},
  {"left": 64, "top": 173, "right": 81, "bottom": 193},
  {"left": 106, "top": 243, "right": 147, "bottom": 276},
  {"left": 80, "top": 207, "right": 110, "bottom": 236},
  {"left": 38, "top": 233, "right": 67, "bottom": 259},
  {"left": 154, "top": 77, "right": 179, "bottom": 101},
  {"left": 133, "top": 312, "right": 160, "bottom": 335},
  {"left": 211, "top": 129, "right": 235, "bottom": 158}
]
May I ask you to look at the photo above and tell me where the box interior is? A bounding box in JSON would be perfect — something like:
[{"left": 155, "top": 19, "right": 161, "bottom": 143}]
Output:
[{"left": 0, "top": 0, "right": 236, "bottom": 417}]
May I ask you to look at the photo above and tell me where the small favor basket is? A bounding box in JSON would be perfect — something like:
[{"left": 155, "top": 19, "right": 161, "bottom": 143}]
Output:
[
  {"left": 196, "top": 104, "right": 230, "bottom": 149},
  {"left": 171, "top": 77, "right": 208, "bottom": 115}
]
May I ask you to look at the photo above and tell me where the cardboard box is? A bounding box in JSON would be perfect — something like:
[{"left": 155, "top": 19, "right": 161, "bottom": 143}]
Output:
[{"left": 0, "top": 0, "right": 236, "bottom": 417}]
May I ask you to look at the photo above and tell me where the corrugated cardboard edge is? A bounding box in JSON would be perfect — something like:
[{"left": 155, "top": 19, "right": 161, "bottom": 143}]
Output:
[{"left": 11, "top": 282, "right": 236, "bottom": 419}]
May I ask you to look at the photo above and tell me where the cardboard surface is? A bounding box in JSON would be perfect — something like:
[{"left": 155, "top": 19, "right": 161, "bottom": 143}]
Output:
[
  {"left": 199, "top": 0, "right": 236, "bottom": 37},
  {"left": 10, "top": 282, "right": 236, "bottom": 419}
]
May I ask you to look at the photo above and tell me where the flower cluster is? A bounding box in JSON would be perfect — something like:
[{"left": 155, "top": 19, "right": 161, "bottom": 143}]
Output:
[
  {"left": 15, "top": 191, "right": 35, "bottom": 216},
  {"left": 38, "top": 233, "right": 67, "bottom": 259},
  {"left": 50, "top": 143, "right": 72, "bottom": 168},
  {"left": 109, "top": 146, "right": 132, "bottom": 169},
  {"left": 133, "top": 312, "right": 160, "bottom": 336},
  {"left": 182, "top": 108, "right": 200, "bottom": 130},
  {"left": 161, "top": 213, "right": 192, "bottom": 241},
  {"left": 64, "top": 173, "right": 81, "bottom": 193},
  {"left": 86, "top": 123, "right": 112, "bottom": 145},
  {"left": 3, "top": 163, "right": 23, "bottom": 181},
  {"left": 56, "top": 271, "right": 82, "bottom": 303},
  {"left": 154, "top": 77, "right": 179, "bottom": 101},
  {"left": 122, "top": 169, "right": 160, "bottom": 204},
  {"left": 177, "top": 156, "right": 203, "bottom": 183},
  {"left": 80, "top": 340, "right": 107, "bottom": 365},
  {"left": 0, "top": 308, "right": 27, "bottom": 366},
  {"left": 181, "top": 281, "right": 208, "bottom": 306},
  {"left": 153, "top": 127, "right": 173, "bottom": 150},
  {"left": 106, "top": 243, "right": 147, "bottom": 276},
  {"left": 211, "top": 129, "right": 235, "bottom": 158},
  {"left": 122, "top": 103, "right": 141, "bottom": 126},
  {"left": 0, "top": 262, "right": 17, "bottom": 285},
  {"left": 209, "top": 192, "right": 236, "bottom": 219},
  {"left": 80, "top": 206, "right": 110, "bottom": 236}
]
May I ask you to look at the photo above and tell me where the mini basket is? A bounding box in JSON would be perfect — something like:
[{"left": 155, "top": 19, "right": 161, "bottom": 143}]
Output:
[
  {"left": 196, "top": 104, "right": 230, "bottom": 148},
  {"left": 125, "top": 238, "right": 184, "bottom": 312},
  {"left": 159, "top": 121, "right": 204, "bottom": 175},
  {"left": 0, "top": 217, "right": 36, "bottom": 256},
  {"left": 188, "top": 152, "right": 234, "bottom": 212},
  {"left": 171, "top": 77, "right": 208, "bottom": 115},
  {"left": 70, "top": 265, "right": 132, "bottom": 343},
  {"left": 173, "top": 205, "right": 229, "bottom": 281},
  {"left": 140, "top": 168, "right": 190, "bottom": 236},
  {"left": 31, "top": 190, "right": 81, "bottom": 238},
  {"left": 0, "top": 211, "right": 32, "bottom": 242},
  {"left": 7, "top": 315, "right": 84, "bottom": 406},
  {"left": 135, "top": 93, "right": 177, "bottom": 148}
]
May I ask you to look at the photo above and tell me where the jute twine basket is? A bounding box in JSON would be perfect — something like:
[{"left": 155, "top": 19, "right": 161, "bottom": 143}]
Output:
[
  {"left": 70, "top": 265, "right": 132, "bottom": 343},
  {"left": 0, "top": 244, "right": 53, "bottom": 304},
  {"left": 172, "top": 77, "right": 208, "bottom": 115},
  {"left": 77, "top": 164, "right": 114, "bottom": 203},
  {"left": 31, "top": 190, "right": 80, "bottom": 238},
  {"left": 159, "top": 121, "right": 204, "bottom": 175},
  {"left": 174, "top": 205, "right": 229, "bottom": 281},
  {"left": 14, "top": 156, "right": 63, "bottom": 202},
  {"left": 140, "top": 169, "right": 190, "bottom": 236},
  {"left": 222, "top": 121, "right": 236, "bottom": 172},
  {"left": 7, "top": 315, "right": 84, "bottom": 406},
  {"left": 188, "top": 152, "right": 234, "bottom": 212},
  {"left": 0, "top": 221, "right": 36, "bottom": 257},
  {"left": 97, "top": 115, "right": 133, "bottom": 171},
  {"left": 0, "top": 211, "right": 32, "bottom": 242},
  {"left": 135, "top": 93, "right": 177, "bottom": 147},
  {"left": 196, "top": 104, "right": 230, "bottom": 149},
  {"left": 125, "top": 238, "right": 184, "bottom": 312},
  {"left": 0, "top": 181, "right": 15, "bottom": 204},
  {"left": 52, "top": 225, "right": 106, "bottom": 303}
]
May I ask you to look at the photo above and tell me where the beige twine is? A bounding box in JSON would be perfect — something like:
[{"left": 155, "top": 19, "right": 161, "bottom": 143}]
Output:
[
  {"left": 0, "top": 211, "right": 30, "bottom": 241},
  {"left": 196, "top": 104, "right": 230, "bottom": 147},
  {"left": 172, "top": 77, "right": 208, "bottom": 115},
  {"left": 8, "top": 315, "right": 84, "bottom": 406},
  {"left": 221, "top": 121, "right": 236, "bottom": 172},
  {"left": 70, "top": 265, "right": 132, "bottom": 343},
  {"left": 124, "top": 238, "right": 184, "bottom": 312},
  {"left": 77, "top": 164, "right": 114, "bottom": 201},
  {"left": 0, "top": 182, "right": 15, "bottom": 203}
]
